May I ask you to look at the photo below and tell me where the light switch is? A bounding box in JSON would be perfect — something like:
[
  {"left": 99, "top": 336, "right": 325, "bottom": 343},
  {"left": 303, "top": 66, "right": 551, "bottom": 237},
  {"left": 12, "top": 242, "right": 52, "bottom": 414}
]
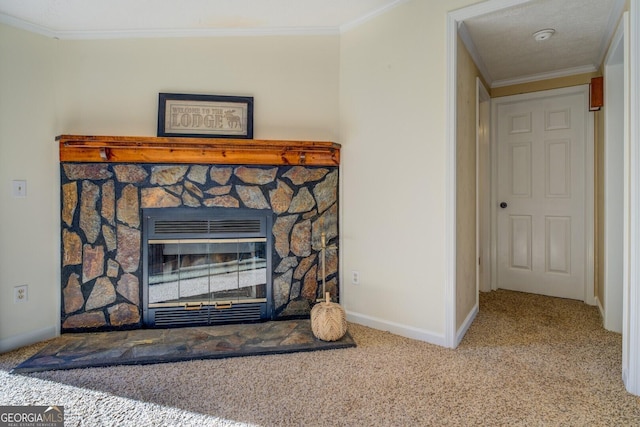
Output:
[{"left": 12, "top": 180, "right": 27, "bottom": 198}]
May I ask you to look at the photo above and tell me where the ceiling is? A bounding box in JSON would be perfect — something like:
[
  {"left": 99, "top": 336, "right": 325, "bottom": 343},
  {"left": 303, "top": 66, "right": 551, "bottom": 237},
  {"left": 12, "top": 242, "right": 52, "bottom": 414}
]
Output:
[
  {"left": 460, "top": 0, "right": 625, "bottom": 87},
  {"left": 0, "top": 0, "right": 627, "bottom": 87}
]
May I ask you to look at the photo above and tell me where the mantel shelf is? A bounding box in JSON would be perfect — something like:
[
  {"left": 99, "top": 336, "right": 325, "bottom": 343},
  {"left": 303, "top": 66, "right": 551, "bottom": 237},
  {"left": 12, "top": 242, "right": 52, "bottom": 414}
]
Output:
[{"left": 58, "top": 135, "right": 341, "bottom": 166}]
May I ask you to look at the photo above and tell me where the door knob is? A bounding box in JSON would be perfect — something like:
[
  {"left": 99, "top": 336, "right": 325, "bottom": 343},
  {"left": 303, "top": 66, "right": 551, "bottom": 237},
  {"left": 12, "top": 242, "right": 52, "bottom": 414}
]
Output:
[{"left": 500, "top": 202, "right": 508, "bottom": 209}]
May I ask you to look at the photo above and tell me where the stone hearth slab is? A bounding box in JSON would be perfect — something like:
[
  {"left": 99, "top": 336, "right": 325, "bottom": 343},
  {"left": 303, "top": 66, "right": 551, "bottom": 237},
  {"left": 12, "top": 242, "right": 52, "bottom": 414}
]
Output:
[{"left": 11, "top": 320, "right": 355, "bottom": 374}]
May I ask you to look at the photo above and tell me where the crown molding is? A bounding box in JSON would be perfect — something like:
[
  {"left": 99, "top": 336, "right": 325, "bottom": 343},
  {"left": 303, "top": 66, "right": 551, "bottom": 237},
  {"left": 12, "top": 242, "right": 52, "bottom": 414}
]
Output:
[
  {"left": 0, "top": 13, "right": 340, "bottom": 39},
  {"left": 340, "top": 0, "right": 409, "bottom": 33},
  {"left": 55, "top": 26, "right": 340, "bottom": 40},
  {"left": 491, "top": 64, "right": 598, "bottom": 88},
  {"left": 0, "top": 13, "right": 57, "bottom": 38}
]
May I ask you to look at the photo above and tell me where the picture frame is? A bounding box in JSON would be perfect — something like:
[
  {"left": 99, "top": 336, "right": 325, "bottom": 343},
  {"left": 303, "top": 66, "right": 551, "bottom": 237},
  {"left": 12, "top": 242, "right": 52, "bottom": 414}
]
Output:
[{"left": 158, "top": 93, "right": 253, "bottom": 139}]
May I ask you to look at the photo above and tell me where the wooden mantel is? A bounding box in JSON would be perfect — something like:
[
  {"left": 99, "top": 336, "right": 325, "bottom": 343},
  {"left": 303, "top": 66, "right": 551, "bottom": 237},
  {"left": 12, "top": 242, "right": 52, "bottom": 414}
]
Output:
[{"left": 58, "top": 135, "right": 340, "bottom": 166}]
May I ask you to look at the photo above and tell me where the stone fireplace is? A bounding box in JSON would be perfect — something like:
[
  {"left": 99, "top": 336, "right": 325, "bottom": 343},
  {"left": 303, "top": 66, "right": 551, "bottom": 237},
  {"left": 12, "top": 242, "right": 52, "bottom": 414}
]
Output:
[{"left": 59, "top": 135, "right": 340, "bottom": 331}]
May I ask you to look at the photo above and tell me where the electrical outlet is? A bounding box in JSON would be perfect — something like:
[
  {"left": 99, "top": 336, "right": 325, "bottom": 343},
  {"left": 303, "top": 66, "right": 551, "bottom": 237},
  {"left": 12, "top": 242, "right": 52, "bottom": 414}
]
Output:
[
  {"left": 351, "top": 270, "right": 360, "bottom": 285},
  {"left": 14, "top": 285, "right": 28, "bottom": 303}
]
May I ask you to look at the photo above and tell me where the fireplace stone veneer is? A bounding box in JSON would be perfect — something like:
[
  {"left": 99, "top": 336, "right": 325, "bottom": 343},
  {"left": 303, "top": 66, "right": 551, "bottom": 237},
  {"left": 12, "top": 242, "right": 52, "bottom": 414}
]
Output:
[{"left": 60, "top": 162, "right": 339, "bottom": 331}]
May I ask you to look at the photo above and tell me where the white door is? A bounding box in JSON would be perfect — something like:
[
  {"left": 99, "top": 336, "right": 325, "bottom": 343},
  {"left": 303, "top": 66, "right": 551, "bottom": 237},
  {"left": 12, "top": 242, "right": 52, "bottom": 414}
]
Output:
[{"left": 494, "top": 87, "right": 591, "bottom": 300}]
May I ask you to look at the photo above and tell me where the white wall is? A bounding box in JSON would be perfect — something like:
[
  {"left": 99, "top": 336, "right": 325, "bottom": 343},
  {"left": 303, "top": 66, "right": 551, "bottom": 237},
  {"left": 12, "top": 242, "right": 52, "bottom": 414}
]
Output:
[
  {"left": 0, "top": 24, "right": 59, "bottom": 351},
  {"left": 55, "top": 35, "right": 339, "bottom": 140},
  {"left": 604, "top": 60, "right": 625, "bottom": 333},
  {"left": 339, "top": 0, "right": 478, "bottom": 344}
]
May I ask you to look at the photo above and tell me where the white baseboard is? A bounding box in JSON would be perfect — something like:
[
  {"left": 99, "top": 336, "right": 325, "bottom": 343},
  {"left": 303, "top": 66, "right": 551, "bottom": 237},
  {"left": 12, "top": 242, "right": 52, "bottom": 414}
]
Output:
[
  {"left": 0, "top": 326, "right": 58, "bottom": 354},
  {"left": 455, "top": 303, "right": 478, "bottom": 347},
  {"left": 346, "top": 311, "right": 447, "bottom": 347}
]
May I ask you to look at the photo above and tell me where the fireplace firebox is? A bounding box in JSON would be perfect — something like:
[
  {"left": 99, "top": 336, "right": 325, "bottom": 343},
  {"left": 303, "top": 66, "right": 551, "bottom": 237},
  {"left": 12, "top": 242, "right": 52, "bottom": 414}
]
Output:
[{"left": 143, "top": 208, "right": 273, "bottom": 327}]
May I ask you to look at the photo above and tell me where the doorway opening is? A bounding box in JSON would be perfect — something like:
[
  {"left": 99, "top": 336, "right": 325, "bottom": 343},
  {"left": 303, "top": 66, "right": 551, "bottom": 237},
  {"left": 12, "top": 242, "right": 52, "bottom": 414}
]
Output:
[{"left": 448, "top": 0, "right": 639, "bottom": 398}]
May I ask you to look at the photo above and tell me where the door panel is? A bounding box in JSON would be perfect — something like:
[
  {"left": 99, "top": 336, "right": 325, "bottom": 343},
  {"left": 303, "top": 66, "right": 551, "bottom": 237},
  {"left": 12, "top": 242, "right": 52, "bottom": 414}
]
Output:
[
  {"left": 510, "top": 143, "right": 532, "bottom": 197},
  {"left": 545, "top": 216, "right": 571, "bottom": 274},
  {"left": 496, "top": 90, "right": 587, "bottom": 300},
  {"left": 509, "top": 113, "right": 532, "bottom": 134},
  {"left": 546, "top": 140, "right": 571, "bottom": 197},
  {"left": 545, "top": 108, "right": 571, "bottom": 130},
  {"left": 510, "top": 215, "right": 532, "bottom": 270}
]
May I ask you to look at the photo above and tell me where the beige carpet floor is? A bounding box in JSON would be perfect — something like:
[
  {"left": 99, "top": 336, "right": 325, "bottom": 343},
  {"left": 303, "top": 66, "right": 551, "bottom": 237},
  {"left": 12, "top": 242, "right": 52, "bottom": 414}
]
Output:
[{"left": 1, "top": 290, "right": 639, "bottom": 426}]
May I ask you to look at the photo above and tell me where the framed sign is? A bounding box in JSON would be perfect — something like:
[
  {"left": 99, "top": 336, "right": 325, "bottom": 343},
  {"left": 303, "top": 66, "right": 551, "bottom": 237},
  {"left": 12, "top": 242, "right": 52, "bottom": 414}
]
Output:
[{"left": 158, "top": 93, "right": 253, "bottom": 139}]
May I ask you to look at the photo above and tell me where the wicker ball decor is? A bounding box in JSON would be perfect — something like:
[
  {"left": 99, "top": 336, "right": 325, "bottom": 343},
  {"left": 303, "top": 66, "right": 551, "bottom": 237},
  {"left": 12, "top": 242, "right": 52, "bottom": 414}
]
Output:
[{"left": 311, "top": 292, "right": 347, "bottom": 342}]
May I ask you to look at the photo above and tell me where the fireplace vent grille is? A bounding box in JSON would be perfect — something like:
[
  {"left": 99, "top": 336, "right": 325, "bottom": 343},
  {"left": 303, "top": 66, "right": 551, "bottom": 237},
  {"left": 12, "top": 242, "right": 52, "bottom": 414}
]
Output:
[
  {"left": 210, "top": 219, "right": 262, "bottom": 234},
  {"left": 151, "top": 303, "right": 265, "bottom": 327},
  {"left": 153, "top": 219, "right": 262, "bottom": 235},
  {"left": 154, "top": 220, "right": 208, "bottom": 234}
]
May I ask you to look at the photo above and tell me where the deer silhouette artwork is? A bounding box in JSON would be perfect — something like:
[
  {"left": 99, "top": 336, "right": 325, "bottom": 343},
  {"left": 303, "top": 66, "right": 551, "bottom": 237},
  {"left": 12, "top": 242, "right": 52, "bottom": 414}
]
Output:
[{"left": 224, "top": 110, "right": 242, "bottom": 129}]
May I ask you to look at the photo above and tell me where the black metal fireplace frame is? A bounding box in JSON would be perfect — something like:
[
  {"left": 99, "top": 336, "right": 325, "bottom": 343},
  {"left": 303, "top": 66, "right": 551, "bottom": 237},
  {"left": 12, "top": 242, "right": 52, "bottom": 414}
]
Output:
[{"left": 142, "top": 207, "right": 274, "bottom": 328}]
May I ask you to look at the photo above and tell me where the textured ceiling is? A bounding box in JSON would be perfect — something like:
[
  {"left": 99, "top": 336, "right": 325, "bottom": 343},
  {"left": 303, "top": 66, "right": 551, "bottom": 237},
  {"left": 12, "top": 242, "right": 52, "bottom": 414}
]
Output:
[
  {"left": 0, "top": 0, "right": 627, "bottom": 86},
  {"left": 462, "top": 0, "right": 625, "bottom": 86}
]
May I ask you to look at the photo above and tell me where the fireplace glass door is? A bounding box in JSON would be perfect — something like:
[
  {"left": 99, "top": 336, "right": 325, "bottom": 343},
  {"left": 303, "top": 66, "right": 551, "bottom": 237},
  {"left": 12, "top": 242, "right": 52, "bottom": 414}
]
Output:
[{"left": 147, "top": 238, "right": 267, "bottom": 309}]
